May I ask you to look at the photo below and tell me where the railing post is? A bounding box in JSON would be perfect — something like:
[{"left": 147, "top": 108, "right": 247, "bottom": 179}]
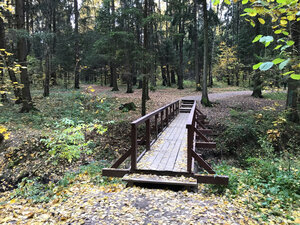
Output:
[
  {"left": 172, "top": 104, "right": 174, "bottom": 118},
  {"left": 160, "top": 111, "right": 163, "bottom": 131},
  {"left": 146, "top": 119, "right": 150, "bottom": 151},
  {"left": 187, "top": 125, "right": 193, "bottom": 173},
  {"left": 131, "top": 124, "right": 137, "bottom": 171},
  {"left": 155, "top": 114, "right": 158, "bottom": 139},
  {"left": 166, "top": 107, "right": 169, "bottom": 125}
]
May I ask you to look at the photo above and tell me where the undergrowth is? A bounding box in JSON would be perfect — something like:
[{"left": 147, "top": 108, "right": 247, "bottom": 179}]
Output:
[
  {"left": 11, "top": 161, "right": 122, "bottom": 203},
  {"left": 210, "top": 104, "right": 300, "bottom": 222},
  {"left": 0, "top": 91, "right": 116, "bottom": 129}
]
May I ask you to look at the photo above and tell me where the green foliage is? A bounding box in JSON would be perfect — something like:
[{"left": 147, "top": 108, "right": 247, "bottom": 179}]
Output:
[
  {"left": 12, "top": 177, "right": 55, "bottom": 203},
  {"left": 264, "top": 92, "right": 287, "bottom": 101},
  {"left": 11, "top": 161, "right": 121, "bottom": 203},
  {"left": 41, "top": 118, "right": 107, "bottom": 163},
  {"left": 207, "top": 158, "right": 299, "bottom": 221},
  {"left": 219, "top": 108, "right": 300, "bottom": 160},
  {"left": 0, "top": 91, "right": 115, "bottom": 129},
  {"left": 243, "top": 0, "right": 300, "bottom": 79},
  {"left": 213, "top": 42, "right": 245, "bottom": 86}
]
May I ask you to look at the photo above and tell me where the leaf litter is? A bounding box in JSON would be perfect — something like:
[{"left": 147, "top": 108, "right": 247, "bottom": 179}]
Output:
[{"left": 0, "top": 177, "right": 260, "bottom": 225}]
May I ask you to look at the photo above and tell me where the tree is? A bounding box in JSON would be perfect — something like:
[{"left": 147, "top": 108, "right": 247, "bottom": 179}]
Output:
[
  {"left": 194, "top": 0, "right": 201, "bottom": 91},
  {"left": 74, "top": 0, "right": 80, "bottom": 89},
  {"left": 16, "top": 0, "right": 34, "bottom": 112},
  {"left": 243, "top": 0, "right": 300, "bottom": 121},
  {"left": 201, "top": 0, "right": 211, "bottom": 106},
  {"left": 142, "top": 0, "right": 149, "bottom": 116}
]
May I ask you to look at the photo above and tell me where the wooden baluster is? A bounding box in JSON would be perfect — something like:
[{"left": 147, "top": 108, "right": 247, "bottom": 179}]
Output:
[
  {"left": 173, "top": 104, "right": 176, "bottom": 118},
  {"left": 166, "top": 107, "right": 169, "bottom": 126},
  {"left": 131, "top": 124, "right": 137, "bottom": 171},
  {"left": 187, "top": 125, "right": 193, "bottom": 173},
  {"left": 155, "top": 114, "right": 158, "bottom": 139},
  {"left": 146, "top": 119, "right": 150, "bottom": 151},
  {"left": 160, "top": 111, "right": 163, "bottom": 131}
]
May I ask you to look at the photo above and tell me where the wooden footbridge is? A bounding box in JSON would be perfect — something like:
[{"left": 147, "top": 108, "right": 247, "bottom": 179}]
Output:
[{"left": 102, "top": 99, "right": 229, "bottom": 189}]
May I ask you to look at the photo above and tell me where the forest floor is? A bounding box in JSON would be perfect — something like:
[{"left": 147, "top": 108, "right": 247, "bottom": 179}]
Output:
[{"left": 0, "top": 85, "right": 298, "bottom": 224}]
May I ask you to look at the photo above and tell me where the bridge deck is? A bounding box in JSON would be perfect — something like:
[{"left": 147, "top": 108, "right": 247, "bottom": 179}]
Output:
[
  {"left": 137, "top": 113, "right": 189, "bottom": 172},
  {"left": 102, "top": 99, "right": 229, "bottom": 187}
]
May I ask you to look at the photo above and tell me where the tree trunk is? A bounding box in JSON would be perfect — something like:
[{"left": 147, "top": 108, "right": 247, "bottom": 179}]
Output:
[
  {"left": 178, "top": 18, "right": 184, "bottom": 90},
  {"left": 286, "top": 78, "right": 299, "bottom": 123},
  {"left": 161, "top": 66, "right": 167, "bottom": 86},
  {"left": 111, "top": 63, "right": 119, "bottom": 91},
  {"left": 51, "top": 2, "right": 58, "bottom": 86},
  {"left": 16, "top": 0, "right": 34, "bottom": 112},
  {"left": 194, "top": 0, "right": 201, "bottom": 91},
  {"left": 0, "top": 18, "right": 8, "bottom": 103},
  {"left": 251, "top": 72, "right": 263, "bottom": 98},
  {"left": 251, "top": 18, "right": 262, "bottom": 97},
  {"left": 74, "top": 0, "right": 80, "bottom": 89},
  {"left": 126, "top": 66, "right": 134, "bottom": 93},
  {"left": 171, "top": 69, "right": 176, "bottom": 84},
  {"left": 110, "top": 0, "right": 119, "bottom": 91},
  {"left": 142, "top": 0, "right": 149, "bottom": 116},
  {"left": 43, "top": 46, "right": 50, "bottom": 97},
  {"left": 44, "top": 0, "right": 51, "bottom": 97},
  {"left": 201, "top": 0, "right": 210, "bottom": 106},
  {"left": 166, "top": 64, "right": 171, "bottom": 86}
]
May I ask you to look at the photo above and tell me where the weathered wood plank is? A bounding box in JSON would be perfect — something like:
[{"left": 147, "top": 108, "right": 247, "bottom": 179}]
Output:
[{"left": 102, "top": 168, "right": 130, "bottom": 177}]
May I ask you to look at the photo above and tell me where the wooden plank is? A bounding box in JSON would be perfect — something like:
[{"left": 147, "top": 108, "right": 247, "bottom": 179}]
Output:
[
  {"left": 111, "top": 148, "right": 132, "bottom": 168},
  {"left": 191, "top": 150, "right": 215, "bottom": 174},
  {"left": 132, "top": 100, "right": 179, "bottom": 126},
  {"left": 194, "top": 174, "right": 229, "bottom": 185},
  {"left": 196, "top": 142, "right": 216, "bottom": 149},
  {"left": 102, "top": 168, "right": 130, "bottom": 177},
  {"left": 193, "top": 127, "right": 209, "bottom": 142},
  {"left": 123, "top": 178, "right": 197, "bottom": 187},
  {"left": 131, "top": 124, "right": 137, "bottom": 170},
  {"left": 197, "top": 129, "right": 213, "bottom": 135}
]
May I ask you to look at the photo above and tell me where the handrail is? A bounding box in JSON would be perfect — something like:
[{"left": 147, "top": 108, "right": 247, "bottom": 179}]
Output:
[
  {"left": 131, "top": 100, "right": 180, "bottom": 125},
  {"left": 186, "top": 101, "right": 215, "bottom": 174},
  {"left": 186, "top": 101, "right": 196, "bottom": 128},
  {"left": 131, "top": 100, "right": 180, "bottom": 170}
]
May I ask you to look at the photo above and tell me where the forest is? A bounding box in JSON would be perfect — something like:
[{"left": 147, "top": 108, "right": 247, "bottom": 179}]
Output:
[{"left": 0, "top": 0, "right": 299, "bottom": 224}]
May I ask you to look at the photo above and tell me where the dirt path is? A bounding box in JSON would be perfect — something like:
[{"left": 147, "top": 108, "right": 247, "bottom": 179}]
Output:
[
  {"left": 182, "top": 91, "right": 253, "bottom": 101},
  {"left": 0, "top": 181, "right": 259, "bottom": 225}
]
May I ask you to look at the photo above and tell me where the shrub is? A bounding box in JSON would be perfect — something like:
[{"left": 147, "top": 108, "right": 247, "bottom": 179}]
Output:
[
  {"left": 207, "top": 158, "right": 300, "bottom": 222},
  {"left": 41, "top": 118, "right": 107, "bottom": 163}
]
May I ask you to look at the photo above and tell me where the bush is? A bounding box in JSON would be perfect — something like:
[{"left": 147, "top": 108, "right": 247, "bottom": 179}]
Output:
[
  {"left": 11, "top": 161, "right": 121, "bottom": 203},
  {"left": 41, "top": 118, "right": 107, "bottom": 163},
  {"left": 218, "top": 108, "right": 300, "bottom": 160},
  {"left": 207, "top": 158, "right": 300, "bottom": 222}
]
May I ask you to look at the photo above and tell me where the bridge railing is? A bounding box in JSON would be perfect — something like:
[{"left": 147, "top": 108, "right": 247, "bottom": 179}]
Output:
[
  {"left": 130, "top": 100, "right": 180, "bottom": 170},
  {"left": 109, "top": 100, "right": 180, "bottom": 171},
  {"left": 186, "top": 101, "right": 216, "bottom": 174}
]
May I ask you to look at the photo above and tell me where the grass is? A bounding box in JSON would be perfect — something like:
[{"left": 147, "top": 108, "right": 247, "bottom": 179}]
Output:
[
  {"left": 11, "top": 161, "right": 122, "bottom": 203},
  {"left": 263, "top": 91, "right": 287, "bottom": 101},
  {"left": 207, "top": 158, "right": 300, "bottom": 222},
  {"left": 0, "top": 90, "right": 119, "bottom": 130}
]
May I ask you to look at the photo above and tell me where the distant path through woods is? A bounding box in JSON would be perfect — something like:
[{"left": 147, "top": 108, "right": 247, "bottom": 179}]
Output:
[{"left": 182, "top": 90, "right": 253, "bottom": 101}]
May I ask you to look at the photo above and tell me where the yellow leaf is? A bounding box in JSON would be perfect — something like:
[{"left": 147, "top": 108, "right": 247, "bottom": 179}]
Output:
[
  {"left": 287, "top": 15, "right": 295, "bottom": 21},
  {"left": 280, "top": 20, "right": 287, "bottom": 25},
  {"left": 258, "top": 18, "right": 265, "bottom": 24}
]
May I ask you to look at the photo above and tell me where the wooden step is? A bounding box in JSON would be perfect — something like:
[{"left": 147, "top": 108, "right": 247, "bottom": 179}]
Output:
[
  {"left": 181, "top": 104, "right": 193, "bottom": 108},
  {"left": 122, "top": 174, "right": 198, "bottom": 188},
  {"left": 180, "top": 109, "right": 191, "bottom": 113},
  {"left": 182, "top": 100, "right": 194, "bottom": 103},
  {"left": 196, "top": 142, "right": 216, "bottom": 149}
]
